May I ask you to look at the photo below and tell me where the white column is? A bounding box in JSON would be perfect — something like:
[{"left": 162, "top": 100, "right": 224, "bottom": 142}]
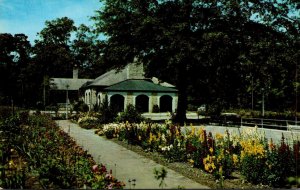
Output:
[{"left": 172, "top": 94, "right": 178, "bottom": 112}]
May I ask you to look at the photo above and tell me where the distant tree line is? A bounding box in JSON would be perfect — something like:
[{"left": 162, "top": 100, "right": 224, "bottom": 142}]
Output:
[
  {"left": 0, "top": 17, "right": 108, "bottom": 108},
  {"left": 0, "top": 0, "right": 299, "bottom": 122}
]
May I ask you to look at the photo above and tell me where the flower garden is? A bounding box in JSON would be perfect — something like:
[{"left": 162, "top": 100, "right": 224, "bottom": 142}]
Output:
[
  {"left": 0, "top": 111, "right": 124, "bottom": 189},
  {"left": 89, "top": 120, "right": 300, "bottom": 188}
]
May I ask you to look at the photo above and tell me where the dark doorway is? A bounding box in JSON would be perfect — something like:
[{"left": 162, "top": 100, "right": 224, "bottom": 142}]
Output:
[
  {"left": 160, "top": 95, "right": 172, "bottom": 112},
  {"left": 110, "top": 94, "right": 124, "bottom": 112},
  {"left": 136, "top": 95, "right": 149, "bottom": 113}
]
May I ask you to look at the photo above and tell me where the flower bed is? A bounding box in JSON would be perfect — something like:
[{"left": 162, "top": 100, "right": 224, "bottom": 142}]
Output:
[
  {"left": 0, "top": 112, "right": 124, "bottom": 189},
  {"left": 77, "top": 112, "right": 102, "bottom": 129},
  {"left": 97, "top": 121, "right": 299, "bottom": 188}
]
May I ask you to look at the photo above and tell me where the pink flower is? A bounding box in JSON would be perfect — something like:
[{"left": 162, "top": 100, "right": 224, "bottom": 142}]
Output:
[
  {"left": 107, "top": 183, "right": 113, "bottom": 189},
  {"left": 92, "top": 164, "right": 99, "bottom": 173}
]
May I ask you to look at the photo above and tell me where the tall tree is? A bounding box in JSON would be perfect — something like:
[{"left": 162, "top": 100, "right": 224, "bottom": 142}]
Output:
[
  {"left": 33, "top": 17, "right": 77, "bottom": 78},
  {"left": 92, "top": 0, "right": 218, "bottom": 122},
  {"left": 0, "top": 33, "right": 31, "bottom": 106},
  {"left": 92, "top": 0, "right": 299, "bottom": 121},
  {"left": 72, "top": 24, "right": 107, "bottom": 78},
  {"left": 33, "top": 17, "right": 77, "bottom": 106}
]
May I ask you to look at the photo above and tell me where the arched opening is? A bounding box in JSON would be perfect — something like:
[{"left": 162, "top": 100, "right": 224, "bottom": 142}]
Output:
[
  {"left": 160, "top": 95, "right": 172, "bottom": 112},
  {"left": 136, "top": 95, "right": 149, "bottom": 113},
  {"left": 110, "top": 94, "right": 124, "bottom": 112}
]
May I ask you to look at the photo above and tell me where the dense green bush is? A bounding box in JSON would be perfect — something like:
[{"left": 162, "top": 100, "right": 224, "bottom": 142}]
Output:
[
  {"left": 240, "top": 155, "right": 266, "bottom": 184},
  {"left": 262, "top": 137, "right": 298, "bottom": 187},
  {"left": 0, "top": 106, "right": 12, "bottom": 120},
  {"left": 187, "top": 104, "right": 198, "bottom": 111},
  {"left": 98, "top": 95, "right": 117, "bottom": 124},
  {"left": 78, "top": 112, "right": 101, "bottom": 129},
  {"left": 116, "top": 104, "right": 144, "bottom": 123},
  {"left": 152, "top": 104, "right": 160, "bottom": 113},
  {"left": 73, "top": 101, "right": 89, "bottom": 113}
]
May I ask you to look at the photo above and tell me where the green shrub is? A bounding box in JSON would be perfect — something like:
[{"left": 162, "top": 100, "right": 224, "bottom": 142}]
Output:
[
  {"left": 78, "top": 112, "right": 101, "bottom": 129},
  {"left": 0, "top": 106, "right": 13, "bottom": 120},
  {"left": 263, "top": 136, "right": 297, "bottom": 187},
  {"left": 73, "top": 101, "right": 89, "bottom": 112},
  {"left": 152, "top": 104, "right": 160, "bottom": 113},
  {"left": 103, "top": 123, "right": 119, "bottom": 139},
  {"left": 207, "top": 100, "right": 225, "bottom": 116},
  {"left": 187, "top": 104, "right": 198, "bottom": 111},
  {"left": 240, "top": 154, "right": 266, "bottom": 184},
  {"left": 116, "top": 104, "right": 144, "bottom": 123},
  {"left": 98, "top": 95, "right": 117, "bottom": 124}
]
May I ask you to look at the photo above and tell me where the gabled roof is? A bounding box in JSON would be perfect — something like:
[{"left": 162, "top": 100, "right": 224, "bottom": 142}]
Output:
[
  {"left": 87, "top": 68, "right": 128, "bottom": 87},
  {"left": 104, "top": 79, "right": 178, "bottom": 92},
  {"left": 50, "top": 78, "right": 93, "bottom": 90}
]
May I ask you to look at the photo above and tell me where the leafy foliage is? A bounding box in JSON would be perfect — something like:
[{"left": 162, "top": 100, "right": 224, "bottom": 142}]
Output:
[
  {"left": 0, "top": 112, "right": 124, "bottom": 189},
  {"left": 116, "top": 104, "right": 144, "bottom": 123},
  {"left": 98, "top": 95, "right": 118, "bottom": 124},
  {"left": 92, "top": 0, "right": 300, "bottom": 122}
]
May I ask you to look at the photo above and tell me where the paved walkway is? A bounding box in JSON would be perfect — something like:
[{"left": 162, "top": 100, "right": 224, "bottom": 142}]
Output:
[
  {"left": 187, "top": 125, "right": 300, "bottom": 145},
  {"left": 56, "top": 120, "right": 209, "bottom": 189}
]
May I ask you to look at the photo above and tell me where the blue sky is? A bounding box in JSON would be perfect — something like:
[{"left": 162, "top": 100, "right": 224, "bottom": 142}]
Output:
[{"left": 0, "top": 0, "right": 101, "bottom": 44}]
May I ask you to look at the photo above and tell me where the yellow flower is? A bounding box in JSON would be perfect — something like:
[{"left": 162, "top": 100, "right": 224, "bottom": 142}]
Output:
[
  {"left": 188, "top": 159, "right": 194, "bottom": 164},
  {"left": 203, "top": 155, "right": 216, "bottom": 173},
  {"left": 209, "top": 147, "right": 213, "bottom": 154},
  {"left": 217, "top": 151, "right": 224, "bottom": 162},
  {"left": 269, "top": 139, "right": 276, "bottom": 151},
  {"left": 9, "top": 160, "right": 14, "bottom": 166},
  {"left": 175, "top": 128, "right": 180, "bottom": 136},
  {"left": 240, "top": 138, "right": 265, "bottom": 159},
  {"left": 215, "top": 133, "right": 223, "bottom": 141},
  {"left": 197, "top": 127, "right": 205, "bottom": 142},
  {"left": 190, "top": 126, "right": 195, "bottom": 136},
  {"left": 148, "top": 132, "right": 153, "bottom": 143},
  {"left": 95, "top": 174, "right": 104, "bottom": 181},
  {"left": 219, "top": 166, "right": 223, "bottom": 173},
  {"left": 232, "top": 154, "right": 239, "bottom": 165},
  {"left": 9, "top": 160, "right": 16, "bottom": 169}
]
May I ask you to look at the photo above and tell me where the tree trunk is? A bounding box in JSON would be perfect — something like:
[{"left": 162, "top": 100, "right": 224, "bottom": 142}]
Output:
[
  {"left": 174, "top": 60, "right": 188, "bottom": 124},
  {"left": 173, "top": 0, "right": 192, "bottom": 125}
]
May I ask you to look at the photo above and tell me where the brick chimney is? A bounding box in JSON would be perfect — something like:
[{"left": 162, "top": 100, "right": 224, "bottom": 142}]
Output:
[
  {"left": 73, "top": 65, "right": 78, "bottom": 79},
  {"left": 126, "top": 59, "right": 144, "bottom": 79}
]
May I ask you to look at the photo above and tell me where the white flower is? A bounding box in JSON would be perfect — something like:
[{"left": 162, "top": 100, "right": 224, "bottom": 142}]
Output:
[{"left": 161, "top": 134, "right": 166, "bottom": 143}]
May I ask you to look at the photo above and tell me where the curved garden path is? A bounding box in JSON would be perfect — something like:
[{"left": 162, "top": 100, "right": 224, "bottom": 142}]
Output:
[{"left": 56, "top": 120, "right": 210, "bottom": 189}]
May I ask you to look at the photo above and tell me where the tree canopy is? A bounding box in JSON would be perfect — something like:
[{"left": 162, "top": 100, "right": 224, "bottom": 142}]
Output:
[
  {"left": 0, "top": 33, "right": 31, "bottom": 106},
  {"left": 92, "top": 0, "right": 299, "bottom": 122},
  {"left": 0, "top": 17, "right": 105, "bottom": 107},
  {"left": 0, "top": 1, "right": 299, "bottom": 119}
]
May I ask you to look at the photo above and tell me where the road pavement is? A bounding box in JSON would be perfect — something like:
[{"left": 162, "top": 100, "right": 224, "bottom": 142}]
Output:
[{"left": 188, "top": 125, "right": 300, "bottom": 145}]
